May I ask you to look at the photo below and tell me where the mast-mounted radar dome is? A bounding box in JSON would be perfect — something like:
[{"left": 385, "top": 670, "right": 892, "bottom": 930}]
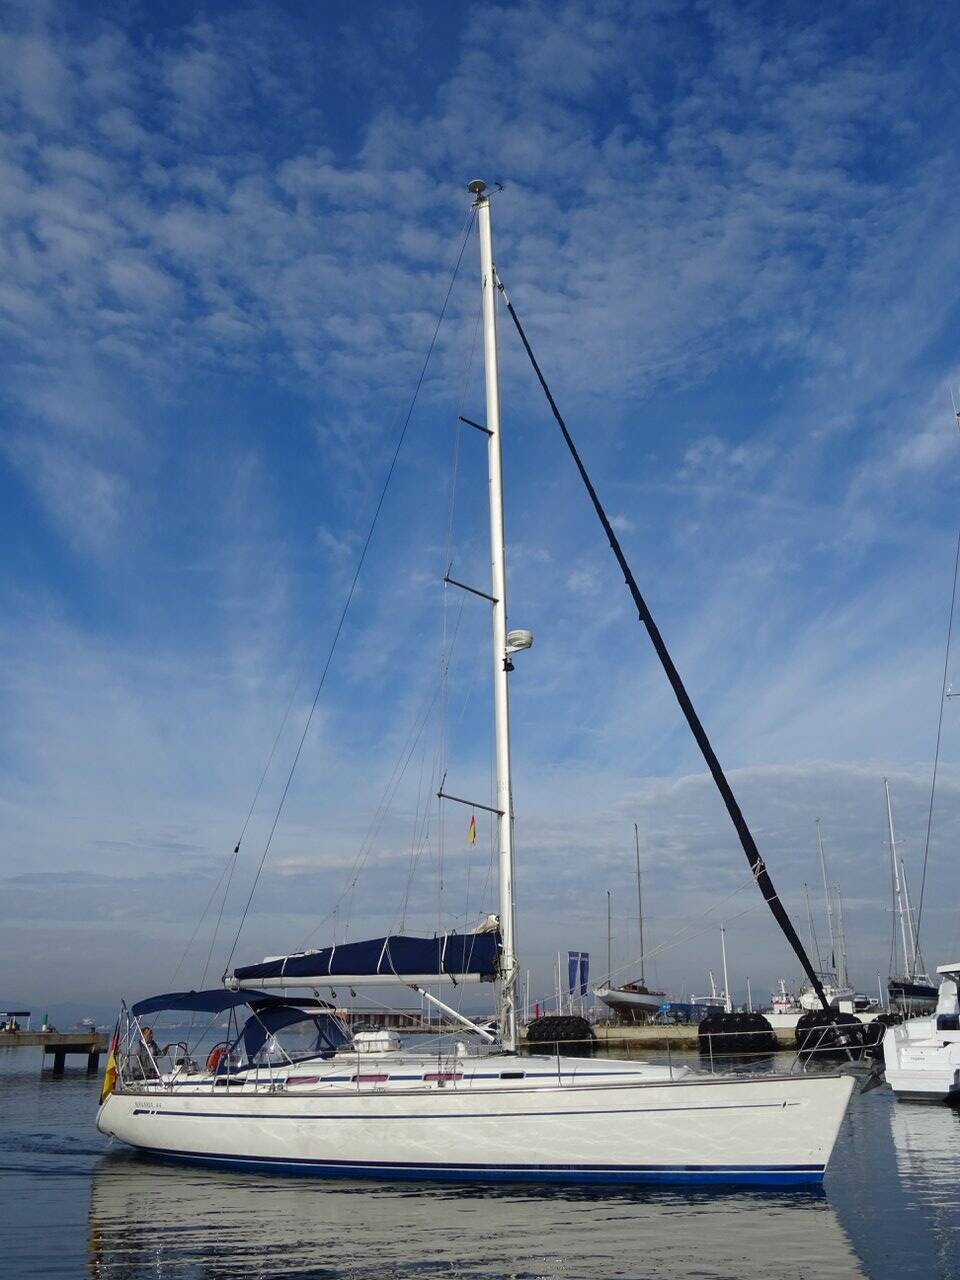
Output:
[{"left": 468, "top": 178, "right": 487, "bottom": 196}]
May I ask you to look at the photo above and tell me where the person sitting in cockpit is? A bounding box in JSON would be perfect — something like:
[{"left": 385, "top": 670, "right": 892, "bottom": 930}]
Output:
[{"left": 134, "top": 1026, "right": 160, "bottom": 1078}]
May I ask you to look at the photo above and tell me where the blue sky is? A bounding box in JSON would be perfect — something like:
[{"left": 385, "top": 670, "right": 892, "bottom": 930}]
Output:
[{"left": 2, "top": 0, "right": 960, "bottom": 1014}]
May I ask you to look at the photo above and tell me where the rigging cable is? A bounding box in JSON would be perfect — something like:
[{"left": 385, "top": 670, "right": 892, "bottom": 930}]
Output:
[
  {"left": 168, "top": 851, "right": 236, "bottom": 987},
  {"left": 295, "top": 641, "right": 470, "bottom": 953},
  {"left": 914, "top": 524, "right": 960, "bottom": 955},
  {"left": 496, "top": 270, "right": 833, "bottom": 1012},
  {"left": 599, "top": 868, "right": 763, "bottom": 990},
  {"left": 198, "top": 850, "right": 238, "bottom": 989},
  {"left": 888, "top": 821, "right": 898, "bottom": 979},
  {"left": 222, "top": 206, "right": 478, "bottom": 975},
  {"left": 804, "top": 883, "right": 824, "bottom": 977}
]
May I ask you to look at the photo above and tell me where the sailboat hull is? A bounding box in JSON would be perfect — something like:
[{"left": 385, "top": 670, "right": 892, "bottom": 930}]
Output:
[
  {"left": 888, "top": 979, "right": 938, "bottom": 1011},
  {"left": 595, "top": 986, "right": 664, "bottom": 1017},
  {"left": 98, "top": 1061, "right": 854, "bottom": 1187}
]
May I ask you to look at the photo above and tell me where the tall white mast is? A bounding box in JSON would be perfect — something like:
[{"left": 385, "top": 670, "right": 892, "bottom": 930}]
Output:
[
  {"left": 607, "top": 889, "right": 612, "bottom": 984},
  {"left": 884, "top": 778, "right": 912, "bottom": 980},
  {"left": 634, "top": 823, "right": 645, "bottom": 986},
  {"left": 720, "top": 924, "right": 732, "bottom": 1014},
  {"left": 899, "top": 857, "right": 921, "bottom": 980},
  {"left": 815, "top": 819, "right": 837, "bottom": 980},
  {"left": 471, "top": 179, "right": 518, "bottom": 1051},
  {"left": 803, "top": 883, "right": 822, "bottom": 974},
  {"left": 834, "top": 890, "right": 849, "bottom": 990}
]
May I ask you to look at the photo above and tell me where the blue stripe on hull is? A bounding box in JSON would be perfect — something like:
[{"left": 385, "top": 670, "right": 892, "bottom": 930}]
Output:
[{"left": 136, "top": 1146, "right": 825, "bottom": 1187}]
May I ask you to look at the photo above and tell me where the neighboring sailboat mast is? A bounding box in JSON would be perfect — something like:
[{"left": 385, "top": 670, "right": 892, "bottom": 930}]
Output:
[
  {"left": 473, "top": 181, "right": 518, "bottom": 1051},
  {"left": 816, "top": 818, "right": 837, "bottom": 975},
  {"left": 803, "top": 882, "right": 823, "bottom": 974},
  {"left": 899, "top": 855, "right": 923, "bottom": 980},
  {"left": 594, "top": 828, "right": 664, "bottom": 1020},
  {"left": 634, "top": 823, "right": 645, "bottom": 987},
  {"left": 834, "top": 891, "right": 849, "bottom": 991},
  {"left": 720, "top": 924, "right": 732, "bottom": 1014},
  {"left": 884, "top": 778, "right": 913, "bottom": 982},
  {"left": 606, "top": 889, "right": 612, "bottom": 985}
]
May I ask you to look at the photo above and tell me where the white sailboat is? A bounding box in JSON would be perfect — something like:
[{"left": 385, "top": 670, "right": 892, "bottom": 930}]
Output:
[
  {"left": 883, "top": 780, "right": 937, "bottom": 1013},
  {"left": 690, "top": 928, "right": 734, "bottom": 1014},
  {"left": 595, "top": 824, "right": 665, "bottom": 1020},
  {"left": 97, "top": 179, "right": 854, "bottom": 1185},
  {"left": 799, "top": 820, "right": 855, "bottom": 1011}
]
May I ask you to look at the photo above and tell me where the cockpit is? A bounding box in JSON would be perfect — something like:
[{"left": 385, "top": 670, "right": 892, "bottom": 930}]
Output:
[
  {"left": 240, "top": 1005, "right": 350, "bottom": 1067},
  {"left": 116, "top": 989, "right": 353, "bottom": 1084}
]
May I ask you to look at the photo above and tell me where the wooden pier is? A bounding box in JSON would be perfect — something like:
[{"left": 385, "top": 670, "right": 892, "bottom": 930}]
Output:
[{"left": 0, "top": 1030, "right": 108, "bottom": 1072}]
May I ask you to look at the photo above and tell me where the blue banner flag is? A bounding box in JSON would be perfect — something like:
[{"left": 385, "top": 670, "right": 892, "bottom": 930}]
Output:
[
  {"left": 567, "top": 951, "right": 579, "bottom": 997},
  {"left": 567, "top": 951, "right": 590, "bottom": 996}
]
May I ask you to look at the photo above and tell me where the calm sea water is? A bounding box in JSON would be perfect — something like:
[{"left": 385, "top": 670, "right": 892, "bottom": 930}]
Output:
[{"left": 1, "top": 1045, "right": 958, "bottom": 1279}]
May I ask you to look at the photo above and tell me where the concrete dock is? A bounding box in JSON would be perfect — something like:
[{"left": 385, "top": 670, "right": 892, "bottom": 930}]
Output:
[
  {"left": 519, "top": 1024, "right": 802, "bottom": 1050},
  {"left": 0, "top": 1030, "right": 108, "bottom": 1072},
  {"left": 589, "top": 1023, "right": 796, "bottom": 1049},
  {"left": 525, "top": 1012, "right": 883, "bottom": 1051}
]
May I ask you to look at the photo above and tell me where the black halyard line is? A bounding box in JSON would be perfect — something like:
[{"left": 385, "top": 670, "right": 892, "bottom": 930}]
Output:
[{"left": 496, "top": 273, "right": 833, "bottom": 1013}]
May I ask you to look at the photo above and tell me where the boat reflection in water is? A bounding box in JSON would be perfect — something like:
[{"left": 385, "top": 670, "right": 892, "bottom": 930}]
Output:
[
  {"left": 889, "top": 1101, "right": 960, "bottom": 1273},
  {"left": 87, "top": 1153, "right": 866, "bottom": 1280}
]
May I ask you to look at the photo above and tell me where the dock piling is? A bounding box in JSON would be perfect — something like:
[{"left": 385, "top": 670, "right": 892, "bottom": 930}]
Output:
[{"left": 0, "top": 1029, "right": 107, "bottom": 1072}]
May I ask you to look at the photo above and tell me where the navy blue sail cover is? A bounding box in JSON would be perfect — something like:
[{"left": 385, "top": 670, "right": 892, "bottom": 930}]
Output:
[{"left": 233, "top": 931, "right": 501, "bottom": 985}]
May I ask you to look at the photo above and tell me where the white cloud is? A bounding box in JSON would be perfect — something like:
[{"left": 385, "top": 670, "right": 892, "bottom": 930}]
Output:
[
  {"left": 678, "top": 435, "right": 772, "bottom": 485},
  {"left": 6, "top": 435, "right": 126, "bottom": 551},
  {"left": 2, "top": 1, "right": 960, "bottom": 1010}
]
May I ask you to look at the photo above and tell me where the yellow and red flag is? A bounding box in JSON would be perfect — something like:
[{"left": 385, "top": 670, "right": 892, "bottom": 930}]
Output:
[
  {"left": 467, "top": 814, "right": 477, "bottom": 845},
  {"left": 99, "top": 1022, "right": 119, "bottom": 1105}
]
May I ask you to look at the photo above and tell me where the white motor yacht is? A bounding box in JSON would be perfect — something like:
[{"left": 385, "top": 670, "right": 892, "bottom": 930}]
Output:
[{"left": 883, "top": 962, "right": 960, "bottom": 1103}]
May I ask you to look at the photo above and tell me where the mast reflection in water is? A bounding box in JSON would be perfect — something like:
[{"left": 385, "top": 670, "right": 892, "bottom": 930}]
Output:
[{"left": 87, "top": 1154, "right": 866, "bottom": 1280}]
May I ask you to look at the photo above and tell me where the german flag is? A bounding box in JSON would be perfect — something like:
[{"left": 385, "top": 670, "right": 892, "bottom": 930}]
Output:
[
  {"left": 467, "top": 814, "right": 477, "bottom": 845},
  {"left": 99, "top": 1021, "right": 119, "bottom": 1105}
]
